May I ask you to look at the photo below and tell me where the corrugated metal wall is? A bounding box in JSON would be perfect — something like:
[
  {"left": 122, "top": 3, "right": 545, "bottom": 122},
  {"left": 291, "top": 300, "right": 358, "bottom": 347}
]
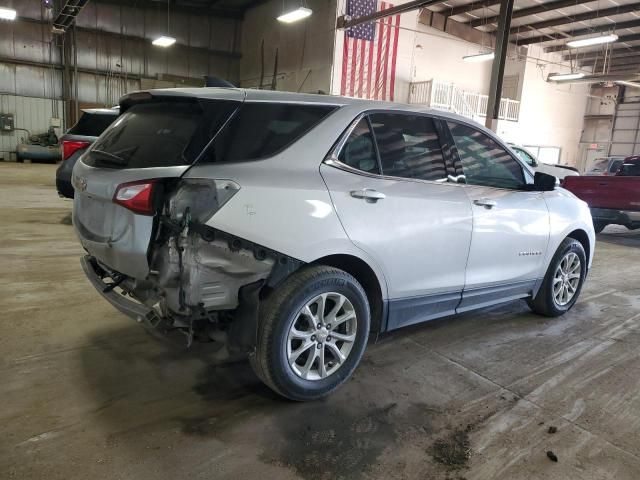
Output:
[
  {"left": 0, "top": 0, "right": 242, "bottom": 156},
  {"left": 0, "top": 95, "right": 64, "bottom": 160}
]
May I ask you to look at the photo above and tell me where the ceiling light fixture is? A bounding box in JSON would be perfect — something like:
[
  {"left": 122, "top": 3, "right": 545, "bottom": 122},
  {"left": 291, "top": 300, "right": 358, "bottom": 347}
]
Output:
[
  {"left": 463, "top": 52, "right": 495, "bottom": 63},
  {"left": 152, "top": 36, "right": 176, "bottom": 47},
  {"left": 153, "top": 0, "right": 175, "bottom": 47},
  {"left": 548, "top": 72, "right": 585, "bottom": 82},
  {"left": 566, "top": 34, "right": 618, "bottom": 49},
  {"left": 277, "top": 6, "right": 312, "bottom": 23},
  {"left": 0, "top": 7, "right": 17, "bottom": 20}
]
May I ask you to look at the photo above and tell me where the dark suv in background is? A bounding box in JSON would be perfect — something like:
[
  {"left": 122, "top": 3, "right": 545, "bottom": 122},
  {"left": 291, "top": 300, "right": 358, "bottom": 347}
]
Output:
[{"left": 56, "top": 107, "right": 118, "bottom": 198}]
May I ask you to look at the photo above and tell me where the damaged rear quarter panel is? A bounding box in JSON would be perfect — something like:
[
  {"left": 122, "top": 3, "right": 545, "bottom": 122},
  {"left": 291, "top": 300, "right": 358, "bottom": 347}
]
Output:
[{"left": 183, "top": 166, "right": 389, "bottom": 301}]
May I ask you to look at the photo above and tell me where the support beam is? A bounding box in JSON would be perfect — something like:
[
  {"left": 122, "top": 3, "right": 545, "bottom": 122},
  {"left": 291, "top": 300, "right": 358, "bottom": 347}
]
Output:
[
  {"left": 580, "top": 55, "right": 640, "bottom": 66},
  {"left": 337, "top": 0, "right": 445, "bottom": 30},
  {"left": 485, "top": 0, "right": 514, "bottom": 131},
  {"left": 583, "top": 56, "right": 640, "bottom": 72},
  {"left": 469, "top": 0, "right": 626, "bottom": 29},
  {"left": 505, "top": 3, "right": 640, "bottom": 34},
  {"left": 441, "top": 0, "right": 500, "bottom": 18},
  {"left": 546, "top": 33, "right": 640, "bottom": 52},
  {"left": 92, "top": 0, "right": 243, "bottom": 18},
  {"left": 513, "top": 19, "right": 640, "bottom": 46},
  {"left": 0, "top": 55, "right": 141, "bottom": 80},
  {"left": 565, "top": 46, "right": 640, "bottom": 61}
]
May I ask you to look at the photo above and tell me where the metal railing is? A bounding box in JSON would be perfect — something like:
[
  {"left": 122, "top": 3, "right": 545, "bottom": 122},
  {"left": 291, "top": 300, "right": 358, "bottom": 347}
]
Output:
[{"left": 409, "top": 79, "right": 520, "bottom": 122}]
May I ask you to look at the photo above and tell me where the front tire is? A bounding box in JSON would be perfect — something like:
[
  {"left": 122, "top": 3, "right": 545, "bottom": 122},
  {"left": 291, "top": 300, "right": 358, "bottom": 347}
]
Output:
[
  {"left": 250, "top": 265, "right": 370, "bottom": 401},
  {"left": 528, "top": 238, "right": 587, "bottom": 317}
]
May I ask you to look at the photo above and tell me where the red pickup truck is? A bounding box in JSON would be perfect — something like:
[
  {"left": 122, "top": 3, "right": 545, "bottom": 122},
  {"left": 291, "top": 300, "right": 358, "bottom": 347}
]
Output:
[{"left": 563, "top": 156, "right": 640, "bottom": 233}]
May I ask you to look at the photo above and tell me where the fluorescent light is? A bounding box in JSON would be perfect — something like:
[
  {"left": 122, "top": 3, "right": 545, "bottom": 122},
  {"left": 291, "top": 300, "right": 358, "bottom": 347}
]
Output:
[
  {"left": 567, "top": 34, "right": 618, "bottom": 49},
  {"left": 548, "top": 72, "right": 585, "bottom": 81},
  {"left": 277, "top": 7, "right": 312, "bottom": 23},
  {"left": 152, "top": 36, "right": 176, "bottom": 47},
  {"left": 463, "top": 52, "right": 495, "bottom": 63},
  {"left": 0, "top": 7, "right": 17, "bottom": 20}
]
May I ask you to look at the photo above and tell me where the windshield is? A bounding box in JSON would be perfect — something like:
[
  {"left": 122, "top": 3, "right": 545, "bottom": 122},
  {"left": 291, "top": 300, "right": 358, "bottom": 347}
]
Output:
[
  {"left": 84, "top": 99, "right": 238, "bottom": 169},
  {"left": 608, "top": 159, "right": 623, "bottom": 173},
  {"left": 588, "top": 158, "right": 609, "bottom": 173},
  {"left": 512, "top": 147, "right": 536, "bottom": 166}
]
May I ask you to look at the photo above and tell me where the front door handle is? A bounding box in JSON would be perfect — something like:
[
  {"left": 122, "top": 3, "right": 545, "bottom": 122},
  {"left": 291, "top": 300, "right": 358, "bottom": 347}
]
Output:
[
  {"left": 473, "top": 198, "right": 497, "bottom": 209},
  {"left": 350, "top": 188, "right": 386, "bottom": 202}
]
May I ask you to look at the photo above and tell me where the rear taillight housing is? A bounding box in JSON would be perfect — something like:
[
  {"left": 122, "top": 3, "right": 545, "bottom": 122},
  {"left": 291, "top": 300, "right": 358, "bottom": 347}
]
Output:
[
  {"left": 62, "top": 140, "right": 90, "bottom": 161},
  {"left": 113, "top": 180, "right": 157, "bottom": 215}
]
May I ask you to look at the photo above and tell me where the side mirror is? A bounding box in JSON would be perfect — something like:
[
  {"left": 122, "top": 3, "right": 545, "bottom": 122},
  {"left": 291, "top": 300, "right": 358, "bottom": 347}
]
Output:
[{"left": 534, "top": 171, "right": 556, "bottom": 191}]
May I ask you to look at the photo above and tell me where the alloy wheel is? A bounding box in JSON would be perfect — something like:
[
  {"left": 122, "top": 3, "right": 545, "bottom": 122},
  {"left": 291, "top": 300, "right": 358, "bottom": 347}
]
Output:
[
  {"left": 286, "top": 292, "right": 357, "bottom": 381},
  {"left": 553, "top": 252, "right": 581, "bottom": 306}
]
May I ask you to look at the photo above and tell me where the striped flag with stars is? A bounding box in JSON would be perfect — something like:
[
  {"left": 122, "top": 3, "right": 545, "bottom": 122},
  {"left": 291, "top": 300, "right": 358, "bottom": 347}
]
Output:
[{"left": 340, "top": 0, "right": 400, "bottom": 101}]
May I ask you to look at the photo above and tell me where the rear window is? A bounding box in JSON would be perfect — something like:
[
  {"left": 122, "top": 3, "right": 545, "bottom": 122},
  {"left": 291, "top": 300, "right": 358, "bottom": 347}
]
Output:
[
  {"left": 200, "top": 102, "right": 337, "bottom": 163},
  {"left": 68, "top": 112, "right": 116, "bottom": 137},
  {"left": 84, "top": 99, "right": 238, "bottom": 169}
]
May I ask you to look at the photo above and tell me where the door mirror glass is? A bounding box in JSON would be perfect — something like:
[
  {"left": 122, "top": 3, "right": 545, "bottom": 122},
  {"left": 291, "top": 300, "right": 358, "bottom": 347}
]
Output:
[{"left": 534, "top": 171, "right": 556, "bottom": 191}]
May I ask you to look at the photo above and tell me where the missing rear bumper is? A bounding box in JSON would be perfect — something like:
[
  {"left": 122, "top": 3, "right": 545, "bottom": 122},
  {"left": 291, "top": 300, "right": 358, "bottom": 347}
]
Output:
[{"left": 81, "top": 255, "right": 160, "bottom": 325}]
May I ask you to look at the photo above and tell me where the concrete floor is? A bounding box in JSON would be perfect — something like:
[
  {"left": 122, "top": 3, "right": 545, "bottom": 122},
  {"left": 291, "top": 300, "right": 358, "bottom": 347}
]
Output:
[{"left": 2, "top": 162, "right": 640, "bottom": 480}]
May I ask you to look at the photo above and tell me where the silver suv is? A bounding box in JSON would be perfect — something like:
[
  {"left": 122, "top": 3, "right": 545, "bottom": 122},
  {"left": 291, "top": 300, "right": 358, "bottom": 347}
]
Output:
[{"left": 73, "top": 88, "right": 595, "bottom": 400}]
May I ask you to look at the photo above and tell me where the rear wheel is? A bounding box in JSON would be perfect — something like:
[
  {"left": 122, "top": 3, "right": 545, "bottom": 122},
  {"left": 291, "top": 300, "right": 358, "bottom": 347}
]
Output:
[
  {"left": 528, "top": 238, "right": 587, "bottom": 317},
  {"left": 250, "top": 265, "right": 370, "bottom": 401}
]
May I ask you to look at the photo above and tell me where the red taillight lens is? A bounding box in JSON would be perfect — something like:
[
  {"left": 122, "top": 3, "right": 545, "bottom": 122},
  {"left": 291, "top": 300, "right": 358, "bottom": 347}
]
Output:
[
  {"left": 113, "top": 180, "right": 157, "bottom": 215},
  {"left": 62, "top": 140, "right": 90, "bottom": 160}
]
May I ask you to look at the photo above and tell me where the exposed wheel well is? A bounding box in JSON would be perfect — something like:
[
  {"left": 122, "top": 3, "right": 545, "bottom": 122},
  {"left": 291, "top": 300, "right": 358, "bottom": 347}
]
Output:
[
  {"left": 311, "top": 254, "right": 385, "bottom": 334},
  {"left": 567, "top": 229, "right": 590, "bottom": 264}
]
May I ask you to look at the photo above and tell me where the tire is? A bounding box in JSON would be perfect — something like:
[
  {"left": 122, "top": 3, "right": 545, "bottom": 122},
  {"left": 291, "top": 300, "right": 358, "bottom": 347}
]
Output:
[
  {"left": 593, "top": 221, "right": 607, "bottom": 234},
  {"left": 527, "top": 237, "right": 587, "bottom": 317},
  {"left": 249, "top": 265, "right": 370, "bottom": 401}
]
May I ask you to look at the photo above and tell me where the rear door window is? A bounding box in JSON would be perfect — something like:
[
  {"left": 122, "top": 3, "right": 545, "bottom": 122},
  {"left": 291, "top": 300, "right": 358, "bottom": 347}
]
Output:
[
  {"left": 369, "top": 113, "right": 447, "bottom": 181},
  {"left": 202, "top": 102, "right": 337, "bottom": 163},
  {"left": 84, "top": 99, "right": 238, "bottom": 169}
]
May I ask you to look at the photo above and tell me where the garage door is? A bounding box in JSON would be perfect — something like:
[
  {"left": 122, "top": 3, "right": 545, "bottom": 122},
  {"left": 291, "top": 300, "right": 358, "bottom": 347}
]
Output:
[{"left": 610, "top": 102, "right": 640, "bottom": 157}]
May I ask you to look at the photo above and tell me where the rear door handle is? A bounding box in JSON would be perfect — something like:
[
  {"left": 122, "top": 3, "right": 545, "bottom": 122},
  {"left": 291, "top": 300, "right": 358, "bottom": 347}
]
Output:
[
  {"left": 350, "top": 188, "right": 386, "bottom": 202},
  {"left": 473, "top": 198, "right": 497, "bottom": 209}
]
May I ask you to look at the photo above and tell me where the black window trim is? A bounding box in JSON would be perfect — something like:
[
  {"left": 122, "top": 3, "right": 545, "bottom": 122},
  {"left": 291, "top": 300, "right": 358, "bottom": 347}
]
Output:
[
  {"left": 442, "top": 118, "right": 535, "bottom": 191},
  {"left": 325, "top": 109, "right": 453, "bottom": 186}
]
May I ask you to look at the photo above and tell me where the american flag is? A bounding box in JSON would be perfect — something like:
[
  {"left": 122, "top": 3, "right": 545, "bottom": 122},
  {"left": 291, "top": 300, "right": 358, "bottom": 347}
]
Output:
[{"left": 340, "top": 0, "right": 400, "bottom": 101}]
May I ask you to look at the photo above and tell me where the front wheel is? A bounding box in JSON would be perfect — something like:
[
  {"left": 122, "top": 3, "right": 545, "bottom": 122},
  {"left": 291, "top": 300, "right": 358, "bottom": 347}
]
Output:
[
  {"left": 527, "top": 237, "right": 587, "bottom": 317},
  {"left": 250, "top": 265, "right": 370, "bottom": 401}
]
